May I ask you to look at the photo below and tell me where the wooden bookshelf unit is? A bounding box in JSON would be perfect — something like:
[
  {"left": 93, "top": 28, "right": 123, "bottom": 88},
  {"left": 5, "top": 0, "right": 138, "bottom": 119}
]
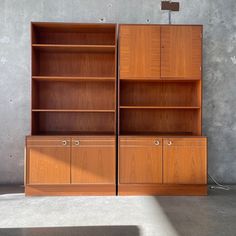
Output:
[
  {"left": 25, "top": 23, "right": 207, "bottom": 196},
  {"left": 118, "top": 25, "right": 207, "bottom": 195},
  {"left": 25, "top": 23, "right": 117, "bottom": 196}
]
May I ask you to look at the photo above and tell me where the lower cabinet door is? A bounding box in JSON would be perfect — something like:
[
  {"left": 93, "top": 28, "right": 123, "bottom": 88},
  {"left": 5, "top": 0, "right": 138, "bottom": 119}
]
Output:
[
  {"left": 26, "top": 137, "right": 71, "bottom": 184},
  {"left": 119, "top": 137, "right": 163, "bottom": 184},
  {"left": 163, "top": 138, "right": 207, "bottom": 184},
  {"left": 71, "top": 136, "right": 115, "bottom": 184}
]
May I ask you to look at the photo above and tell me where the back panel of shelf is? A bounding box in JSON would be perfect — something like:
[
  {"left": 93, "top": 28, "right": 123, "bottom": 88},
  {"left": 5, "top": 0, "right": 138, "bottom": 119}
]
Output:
[
  {"left": 120, "top": 108, "right": 201, "bottom": 136},
  {"left": 32, "top": 49, "right": 115, "bottom": 77},
  {"left": 120, "top": 80, "right": 201, "bottom": 107},
  {"left": 32, "top": 80, "right": 115, "bottom": 110},
  {"left": 32, "top": 112, "right": 115, "bottom": 135}
]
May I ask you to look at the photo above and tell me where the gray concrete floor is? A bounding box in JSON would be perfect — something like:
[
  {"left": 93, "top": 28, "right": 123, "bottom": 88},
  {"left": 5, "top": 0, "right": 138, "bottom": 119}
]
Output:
[{"left": 0, "top": 186, "right": 235, "bottom": 236}]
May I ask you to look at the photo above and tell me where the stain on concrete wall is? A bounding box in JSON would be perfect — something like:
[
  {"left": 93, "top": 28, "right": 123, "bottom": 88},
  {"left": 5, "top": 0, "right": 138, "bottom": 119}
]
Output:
[{"left": 0, "top": 0, "right": 235, "bottom": 184}]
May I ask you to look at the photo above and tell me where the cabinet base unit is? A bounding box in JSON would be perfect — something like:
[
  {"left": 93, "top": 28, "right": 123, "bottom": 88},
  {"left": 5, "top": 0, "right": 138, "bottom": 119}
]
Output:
[
  {"left": 25, "top": 135, "right": 116, "bottom": 196},
  {"left": 118, "top": 184, "right": 207, "bottom": 196},
  {"left": 25, "top": 184, "right": 116, "bottom": 196},
  {"left": 118, "top": 136, "right": 207, "bottom": 196}
]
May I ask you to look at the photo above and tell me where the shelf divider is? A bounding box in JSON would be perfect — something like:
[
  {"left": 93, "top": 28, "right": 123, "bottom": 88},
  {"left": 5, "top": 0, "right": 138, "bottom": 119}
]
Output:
[
  {"left": 119, "top": 106, "right": 200, "bottom": 109},
  {"left": 32, "top": 44, "right": 116, "bottom": 53},
  {"left": 32, "top": 76, "right": 116, "bottom": 82},
  {"left": 32, "top": 109, "right": 115, "bottom": 113}
]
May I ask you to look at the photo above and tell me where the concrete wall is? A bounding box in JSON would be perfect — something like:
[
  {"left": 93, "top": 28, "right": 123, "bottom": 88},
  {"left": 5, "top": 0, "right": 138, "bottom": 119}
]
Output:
[{"left": 0, "top": 0, "right": 235, "bottom": 184}]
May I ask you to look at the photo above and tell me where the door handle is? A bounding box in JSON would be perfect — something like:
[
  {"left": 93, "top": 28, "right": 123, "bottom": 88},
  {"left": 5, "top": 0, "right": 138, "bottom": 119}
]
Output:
[
  {"left": 74, "top": 140, "right": 80, "bottom": 146},
  {"left": 154, "top": 140, "right": 160, "bottom": 146},
  {"left": 62, "top": 140, "right": 67, "bottom": 146},
  {"left": 167, "top": 140, "right": 172, "bottom": 146}
]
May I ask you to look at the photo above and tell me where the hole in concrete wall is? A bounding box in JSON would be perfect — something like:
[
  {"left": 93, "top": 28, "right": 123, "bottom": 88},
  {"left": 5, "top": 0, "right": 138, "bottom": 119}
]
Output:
[
  {"left": 146, "top": 19, "right": 151, "bottom": 23},
  {"left": 108, "top": 3, "right": 112, "bottom": 8},
  {"left": 99, "top": 18, "right": 106, "bottom": 23}
]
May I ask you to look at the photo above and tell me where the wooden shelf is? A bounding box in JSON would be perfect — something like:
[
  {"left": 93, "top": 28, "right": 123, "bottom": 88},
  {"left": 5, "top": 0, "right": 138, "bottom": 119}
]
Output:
[
  {"left": 120, "top": 132, "right": 194, "bottom": 136},
  {"left": 162, "top": 76, "right": 201, "bottom": 81},
  {"left": 32, "top": 76, "right": 116, "bottom": 82},
  {"left": 32, "top": 44, "right": 116, "bottom": 53},
  {"left": 120, "top": 77, "right": 200, "bottom": 82},
  {"left": 32, "top": 109, "right": 115, "bottom": 113},
  {"left": 120, "top": 106, "right": 200, "bottom": 109},
  {"left": 34, "top": 131, "right": 115, "bottom": 136}
]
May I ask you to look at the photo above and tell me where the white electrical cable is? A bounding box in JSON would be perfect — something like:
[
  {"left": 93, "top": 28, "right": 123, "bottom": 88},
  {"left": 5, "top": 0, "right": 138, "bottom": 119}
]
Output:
[{"left": 208, "top": 174, "right": 231, "bottom": 190}]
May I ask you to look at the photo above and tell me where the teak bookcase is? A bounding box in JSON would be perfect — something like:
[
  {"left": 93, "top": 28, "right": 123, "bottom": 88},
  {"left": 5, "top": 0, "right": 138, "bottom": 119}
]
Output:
[
  {"left": 25, "top": 23, "right": 117, "bottom": 195},
  {"left": 25, "top": 23, "right": 207, "bottom": 196},
  {"left": 118, "top": 25, "right": 207, "bottom": 195}
]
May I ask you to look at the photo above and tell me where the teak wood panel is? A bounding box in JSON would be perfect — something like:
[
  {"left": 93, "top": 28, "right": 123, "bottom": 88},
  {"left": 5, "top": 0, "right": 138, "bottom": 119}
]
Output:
[
  {"left": 119, "top": 137, "right": 162, "bottom": 184},
  {"left": 26, "top": 137, "right": 71, "bottom": 184},
  {"left": 118, "top": 184, "right": 207, "bottom": 196},
  {"left": 120, "top": 81, "right": 200, "bottom": 107},
  {"left": 163, "top": 138, "right": 207, "bottom": 184},
  {"left": 33, "top": 81, "right": 115, "bottom": 110},
  {"left": 161, "top": 26, "right": 202, "bottom": 78},
  {"left": 26, "top": 184, "right": 116, "bottom": 196},
  {"left": 119, "top": 25, "right": 160, "bottom": 78},
  {"left": 71, "top": 137, "right": 115, "bottom": 184},
  {"left": 33, "top": 51, "right": 115, "bottom": 77}
]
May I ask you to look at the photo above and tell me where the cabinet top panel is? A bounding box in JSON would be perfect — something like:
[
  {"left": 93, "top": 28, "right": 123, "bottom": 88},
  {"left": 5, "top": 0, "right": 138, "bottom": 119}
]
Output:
[{"left": 119, "top": 24, "right": 203, "bottom": 27}]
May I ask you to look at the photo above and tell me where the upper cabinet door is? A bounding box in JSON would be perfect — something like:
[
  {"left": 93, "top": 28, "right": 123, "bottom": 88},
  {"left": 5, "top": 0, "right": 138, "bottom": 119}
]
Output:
[
  {"left": 119, "top": 25, "right": 161, "bottom": 79},
  {"left": 161, "top": 26, "right": 202, "bottom": 79}
]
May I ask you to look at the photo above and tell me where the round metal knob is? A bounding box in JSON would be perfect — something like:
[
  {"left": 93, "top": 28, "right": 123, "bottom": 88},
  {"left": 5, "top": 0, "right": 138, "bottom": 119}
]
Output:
[
  {"left": 75, "top": 140, "right": 80, "bottom": 146},
  {"left": 62, "top": 140, "right": 67, "bottom": 146},
  {"left": 167, "top": 141, "right": 172, "bottom": 146},
  {"left": 154, "top": 140, "right": 160, "bottom": 146}
]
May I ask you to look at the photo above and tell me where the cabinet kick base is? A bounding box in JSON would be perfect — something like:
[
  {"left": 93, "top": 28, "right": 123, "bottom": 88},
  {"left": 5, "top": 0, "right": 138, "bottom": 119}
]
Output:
[
  {"left": 118, "top": 184, "right": 207, "bottom": 196},
  {"left": 25, "top": 184, "right": 116, "bottom": 196}
]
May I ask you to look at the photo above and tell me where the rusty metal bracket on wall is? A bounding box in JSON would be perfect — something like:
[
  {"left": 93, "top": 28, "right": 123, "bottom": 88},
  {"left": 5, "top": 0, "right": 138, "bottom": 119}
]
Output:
[{"left": 161, "top": 1, "right": 180, "bottom": 24}]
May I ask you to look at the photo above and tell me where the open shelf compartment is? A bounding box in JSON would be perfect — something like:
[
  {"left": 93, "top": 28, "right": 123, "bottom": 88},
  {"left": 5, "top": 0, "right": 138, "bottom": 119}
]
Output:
[
  {"left": 32, "top": 48, "right": 115, "bottom": 77},
  {"left": 32, "top": 112, "right": 115, "bottom": 135},
  {"left": 119, "top": 109, "right": 201, "bottom": 136},
  {"left": 120, "top": 80, "right": 201, "bottom": 107},
  {"left": 32, "top": 81, "right": 115, "bottom": 110},
  {"left": 32, "top": 22, "right": 116, "bottom": 45}
]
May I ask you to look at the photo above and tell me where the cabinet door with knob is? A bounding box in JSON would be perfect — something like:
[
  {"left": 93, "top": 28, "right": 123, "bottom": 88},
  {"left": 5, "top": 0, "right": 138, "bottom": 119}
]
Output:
[
  {"left": 163, "top": 138, "right": 207, "bottom": 184},
  {"left": 26, "top": 136, "right": 71, "bottom": 184},
  {"left": 71, "top": 136, "right": 115, "bottom": 184},
  {"left": 119, "top": 137, "right": 163, "bottom": 184},
  {"left": 119, "top": 25, "right": 161, "bottom": 79},
  {"left": 161, "top": 25, "right": 202, "bottom": 79}
]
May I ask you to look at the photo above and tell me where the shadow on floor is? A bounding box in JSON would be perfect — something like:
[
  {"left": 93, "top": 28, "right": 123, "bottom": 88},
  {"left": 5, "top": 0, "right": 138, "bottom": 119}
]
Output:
[
  {"left": 154, "top": 186, "right": 236, "bottom": 236},
  {"left": 0, "top": 185, "right": 24, "bottom": 195},
  {"left": 0, "top": 226, "right": 140, "bottom": 236}
]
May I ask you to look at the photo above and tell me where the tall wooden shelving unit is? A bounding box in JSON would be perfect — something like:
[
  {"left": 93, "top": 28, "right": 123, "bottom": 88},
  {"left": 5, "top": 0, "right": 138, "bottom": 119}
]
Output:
[
  {"left": 26, "top": 23, "right": 117, "bottom": 196},
  {"left": 25, "top": 23, "right": 207, "bottom": 196},
  {"left": 118, "top": 25, "right": 207, "bottom": 195}
]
